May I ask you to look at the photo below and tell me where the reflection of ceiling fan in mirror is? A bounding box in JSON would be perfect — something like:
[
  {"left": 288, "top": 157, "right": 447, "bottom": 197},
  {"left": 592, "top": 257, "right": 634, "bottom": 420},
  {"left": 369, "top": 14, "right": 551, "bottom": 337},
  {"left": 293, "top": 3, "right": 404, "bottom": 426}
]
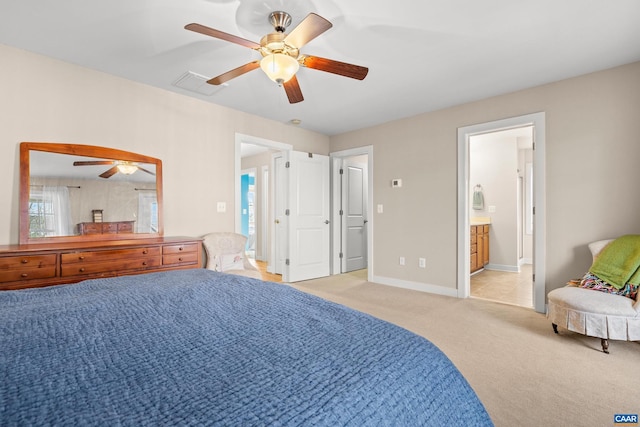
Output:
[
  {"left": 185, "top": 11, "right": 368, "bottom": 103},
  {"left": 72, "top": 160, "right": 155, "bottom": 179}
]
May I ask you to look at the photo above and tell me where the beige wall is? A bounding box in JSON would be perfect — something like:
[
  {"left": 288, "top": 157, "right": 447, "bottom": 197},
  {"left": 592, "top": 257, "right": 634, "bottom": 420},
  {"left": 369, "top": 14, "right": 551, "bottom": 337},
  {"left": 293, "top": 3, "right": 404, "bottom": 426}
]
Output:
[
  {"left": 3, "top": 42, "right": 639, "bottom": 297},
  {"left": 0, "top": 43, "right": 329, "bottom": 245},
  {"left": 330, "top": 61, "right": 640, "bottom": 295}
]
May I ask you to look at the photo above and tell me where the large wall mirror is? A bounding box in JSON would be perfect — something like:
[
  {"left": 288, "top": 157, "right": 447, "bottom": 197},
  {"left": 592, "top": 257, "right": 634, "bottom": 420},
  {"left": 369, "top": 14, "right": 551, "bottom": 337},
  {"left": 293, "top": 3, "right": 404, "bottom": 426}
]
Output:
[{"left": 20, "top": 142, "right": 163, "bottom": 244}]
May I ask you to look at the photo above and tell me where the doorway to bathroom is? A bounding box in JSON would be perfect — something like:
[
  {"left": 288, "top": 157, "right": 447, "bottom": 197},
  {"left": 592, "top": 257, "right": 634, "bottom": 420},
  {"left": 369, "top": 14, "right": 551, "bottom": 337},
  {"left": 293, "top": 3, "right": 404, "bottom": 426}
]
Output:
[
  {"left": 457, "top": 112, "right": 546, "bottom": 314},
  {"left": 468, "top": 126, "right": 534, "bottom": 308}
]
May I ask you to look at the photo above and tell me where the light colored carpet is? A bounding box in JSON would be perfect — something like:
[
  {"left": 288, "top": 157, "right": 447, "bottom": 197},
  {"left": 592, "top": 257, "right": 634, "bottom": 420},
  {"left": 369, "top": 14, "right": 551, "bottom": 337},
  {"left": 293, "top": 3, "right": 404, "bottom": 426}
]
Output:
[{"left": 290, "top": 270, "right": 640, "bottom": 427}]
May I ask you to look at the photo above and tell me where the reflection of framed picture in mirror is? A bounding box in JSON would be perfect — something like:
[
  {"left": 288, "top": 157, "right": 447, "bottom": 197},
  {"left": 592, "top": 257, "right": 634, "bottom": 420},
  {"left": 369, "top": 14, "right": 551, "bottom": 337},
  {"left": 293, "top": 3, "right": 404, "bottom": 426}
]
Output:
[{"left": 92, "top": 209, "right": 103, "bottom": 223}]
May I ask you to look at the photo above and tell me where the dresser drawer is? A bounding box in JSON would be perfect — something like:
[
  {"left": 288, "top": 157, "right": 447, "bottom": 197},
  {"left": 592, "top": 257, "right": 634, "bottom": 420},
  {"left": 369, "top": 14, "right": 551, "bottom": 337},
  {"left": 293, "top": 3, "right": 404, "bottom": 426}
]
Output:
[
  {"left": 102, "top": 223, "right": 119, "bottom": 234},
  {"left": 61, "top": 256, "right": 162, "bottom": 277},
  {"left": 163, "top": 252, "right": 199, "bottom": 266},
  {"left": 61, "top": 247, "right": 161, "bottom": 264},
  {"left": 0, "top": 267, "right": 57, "bottom": 283},
  {"left": 118, "top": 222, "right": 134, "bottom": 233},
  {"left": 163, "top": 243, "right": 198, "bottom": 255},
  {"left": 78, "top": 223, "right": 102, "bottom": 234},
  {"left": 0, "top": 254, "right": 57, "bottom": 270}
]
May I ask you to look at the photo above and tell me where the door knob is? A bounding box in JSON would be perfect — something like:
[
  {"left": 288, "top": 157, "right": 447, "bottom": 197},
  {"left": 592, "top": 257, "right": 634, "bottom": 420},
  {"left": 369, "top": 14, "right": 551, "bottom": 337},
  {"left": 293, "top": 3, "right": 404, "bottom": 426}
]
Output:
[
  {"left": 325, "top": 220, "right": 330, "bottom": 224},
  {"left": 275, "top": 219, "right": 280, "bottom": 224},
  {"left": 364, "top": 220, "right": 368, "bottom": 224}
]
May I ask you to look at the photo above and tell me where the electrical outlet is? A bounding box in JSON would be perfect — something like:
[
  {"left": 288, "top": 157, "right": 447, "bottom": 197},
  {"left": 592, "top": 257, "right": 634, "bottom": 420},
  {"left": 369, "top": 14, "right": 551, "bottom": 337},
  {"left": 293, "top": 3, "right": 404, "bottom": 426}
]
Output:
[
  {"left": 377, "top": 204, "right": 384, "bottom": 213},
  {"left": 399, "top": 256, "right": 405, "bottom": 266},
  {"left": 217, "top": 202, "right": 226, "bottom": 213},
  {"left": 419, "top": 258, "right": 426, "bottom": 268}
]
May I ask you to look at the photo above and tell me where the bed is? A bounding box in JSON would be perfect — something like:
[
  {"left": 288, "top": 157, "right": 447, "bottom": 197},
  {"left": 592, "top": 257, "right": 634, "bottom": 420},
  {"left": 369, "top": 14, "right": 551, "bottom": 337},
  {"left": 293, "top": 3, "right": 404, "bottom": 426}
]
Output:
[{"left": 0, "top": 269, "right": 492, "bottom": 426}]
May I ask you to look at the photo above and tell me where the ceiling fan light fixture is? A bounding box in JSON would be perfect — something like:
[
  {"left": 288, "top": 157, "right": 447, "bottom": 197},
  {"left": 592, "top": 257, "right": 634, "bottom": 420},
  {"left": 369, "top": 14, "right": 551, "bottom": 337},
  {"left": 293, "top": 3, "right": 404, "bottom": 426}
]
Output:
[
  {"left": 117, "top": 163, "right": 138, "bottom": 175},
  {"left": 260, "top": 53, "right": 299, "bottom": 85}
]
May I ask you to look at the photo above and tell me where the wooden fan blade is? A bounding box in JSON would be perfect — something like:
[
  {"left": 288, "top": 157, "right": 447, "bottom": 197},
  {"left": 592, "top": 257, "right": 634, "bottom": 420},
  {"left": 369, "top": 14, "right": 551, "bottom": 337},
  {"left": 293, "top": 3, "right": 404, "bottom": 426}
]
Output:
[
  {"left": 208, "top": 61, "right": 260, "bottom": 85},
  {"left": 136, "top": 166, "right": 155, "bottom": 176},
  {"left": 284, "top": 13, "right": 332, "bottom": 49},
  {"left": 99, "top": 166, "right": 118, "bottom": 179},
  {"left": 283, "top": 75, "right": 304, "bottom": 104},
  {"left": 185, "top": 23, "right": 261, "bottom": 50},
  {"left": 73, "top": 161, "right": 114, "bottom": 166},
  {"left": 300, "top": 55, "right": 368, "bottom": 80}
]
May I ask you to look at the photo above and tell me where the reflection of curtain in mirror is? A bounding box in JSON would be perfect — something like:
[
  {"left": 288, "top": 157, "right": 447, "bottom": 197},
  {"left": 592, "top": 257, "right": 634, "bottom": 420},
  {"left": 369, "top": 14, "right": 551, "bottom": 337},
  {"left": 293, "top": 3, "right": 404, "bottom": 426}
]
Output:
[
  {"left": 42, "top": 186, "right": 72, "bottom": 236},
  {"left": 137, "top": 191, "right": 158, "bottom": 233}
]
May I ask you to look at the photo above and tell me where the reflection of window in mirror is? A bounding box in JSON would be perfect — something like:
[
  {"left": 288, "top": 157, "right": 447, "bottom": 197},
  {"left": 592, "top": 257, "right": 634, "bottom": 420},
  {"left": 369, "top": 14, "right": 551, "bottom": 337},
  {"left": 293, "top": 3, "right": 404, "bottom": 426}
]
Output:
[
  {"left": 137, "top": 190, "right": 158, "bottom": 233},
  {"left": 29, "top": 186, "right": 73, "bottom": 237}
]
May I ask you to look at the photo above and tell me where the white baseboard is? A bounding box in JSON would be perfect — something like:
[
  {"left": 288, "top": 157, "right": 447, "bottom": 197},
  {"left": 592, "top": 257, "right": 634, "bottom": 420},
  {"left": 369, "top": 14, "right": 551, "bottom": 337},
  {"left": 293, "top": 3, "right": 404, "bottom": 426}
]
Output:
[
  {"left": 370, "top": 274, "right": 458, "bottom": 298},
  {"left": 485, "top": 263, "right": 520, "bottom": 273}
]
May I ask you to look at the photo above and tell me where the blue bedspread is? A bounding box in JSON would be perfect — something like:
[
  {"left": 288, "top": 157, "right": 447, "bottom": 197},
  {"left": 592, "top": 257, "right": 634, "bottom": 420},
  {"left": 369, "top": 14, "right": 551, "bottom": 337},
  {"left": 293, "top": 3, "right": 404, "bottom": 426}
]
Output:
[{"left": 0, "top": 269, "right": 492, "bottom": 426}]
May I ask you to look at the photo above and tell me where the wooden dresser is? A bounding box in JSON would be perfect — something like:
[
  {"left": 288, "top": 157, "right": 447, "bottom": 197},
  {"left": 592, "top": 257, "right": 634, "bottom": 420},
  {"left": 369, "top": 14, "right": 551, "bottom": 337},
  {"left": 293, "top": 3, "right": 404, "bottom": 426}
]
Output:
[
  {"left": 0, "top": 237, "right": 202, "bottom": 291},
  {"left": 470, "top": 224, "right": 490, "bottom": 273},
  {"left": 77, "top": 221, "right": 135, "bottom": 235}
]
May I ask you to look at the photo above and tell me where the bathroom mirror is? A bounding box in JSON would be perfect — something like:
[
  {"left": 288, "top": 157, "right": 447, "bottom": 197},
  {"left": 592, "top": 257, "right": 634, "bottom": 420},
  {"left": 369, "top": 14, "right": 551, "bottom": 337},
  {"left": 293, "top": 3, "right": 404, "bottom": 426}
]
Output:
[{"left": 19, "top": 142, "right": 163, "bottom": 244}]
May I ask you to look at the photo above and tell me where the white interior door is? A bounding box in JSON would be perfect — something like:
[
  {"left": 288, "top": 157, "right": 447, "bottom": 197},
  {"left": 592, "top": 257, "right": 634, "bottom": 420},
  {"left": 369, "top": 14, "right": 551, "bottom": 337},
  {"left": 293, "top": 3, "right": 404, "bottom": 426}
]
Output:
[
  {"left": 285, "top": 151, "right": 330, "bottom": 282},
  {"left": 342, "top": 159, "right": 368, "bottom": 272},
  {"left": 272, "top": 152, "right": 287, "bottom": 275}
]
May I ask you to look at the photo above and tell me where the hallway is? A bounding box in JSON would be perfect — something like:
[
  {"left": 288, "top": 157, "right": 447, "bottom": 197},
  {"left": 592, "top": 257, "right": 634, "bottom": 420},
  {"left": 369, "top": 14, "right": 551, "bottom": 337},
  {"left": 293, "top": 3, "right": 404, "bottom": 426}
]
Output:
[{"left": 470, "top": 265, "right": 533, "bottom": 308}]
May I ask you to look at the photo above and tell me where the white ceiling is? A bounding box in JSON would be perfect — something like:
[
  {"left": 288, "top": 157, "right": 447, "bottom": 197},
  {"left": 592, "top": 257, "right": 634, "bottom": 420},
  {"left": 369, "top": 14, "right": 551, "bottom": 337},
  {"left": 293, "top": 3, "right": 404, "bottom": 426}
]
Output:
[{"left": 2, "top": 1, "right": 639, "bottom": 136}]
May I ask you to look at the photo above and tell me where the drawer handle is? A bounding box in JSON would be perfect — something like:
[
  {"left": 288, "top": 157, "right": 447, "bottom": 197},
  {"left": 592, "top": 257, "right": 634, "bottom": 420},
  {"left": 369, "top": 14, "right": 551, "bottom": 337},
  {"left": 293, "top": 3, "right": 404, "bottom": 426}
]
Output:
[
  {"left": 178, "top": 257, "right": 183, "bottom": 262},
  {"left": 142, "top": 250, "right": 148, "bottom": 254},
  {"left": 21, "top": 273, "right": 28, "bottom": 278},
  {"left": 21, "top": 259, "right": 29, "bottom": 264},
  {"left": 179, "top": 247, "right": 184, "bottom": 251},
  {"left": 142, "top": 261, "right": 148, "bottom": 266},
  {"left": 79, "top": 268, "right": 85, "bottom": 273},
  {"left": 78, "top": 256, "right": 85, "bottom": 261}
]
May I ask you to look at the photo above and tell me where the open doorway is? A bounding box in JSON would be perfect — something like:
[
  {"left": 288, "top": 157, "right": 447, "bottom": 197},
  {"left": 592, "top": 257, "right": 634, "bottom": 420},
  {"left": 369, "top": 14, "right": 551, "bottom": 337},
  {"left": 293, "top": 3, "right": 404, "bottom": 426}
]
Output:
[
  {"left": 457, "top": 113, "right": 546, "bottom": 314},
  {"left": 235, "top": 133, "right": 292, "bottom": 276},
  {"left": 468, "top": 127, "right": 533, "bottom": 308}
]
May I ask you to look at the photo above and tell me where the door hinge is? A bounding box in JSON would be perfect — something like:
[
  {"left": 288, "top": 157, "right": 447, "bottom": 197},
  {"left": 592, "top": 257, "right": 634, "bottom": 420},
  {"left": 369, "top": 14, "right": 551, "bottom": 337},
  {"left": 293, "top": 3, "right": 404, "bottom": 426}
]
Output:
[
  {"left": 532, "top": 273, "right": 535, "bottom": 282},
  {"left": 285, "top": 209, "right": 290, "bottom": 216},
  {"left": 532, "top": 206, "right": 535, "bottom": 215},
  {"left": 285, "top": 161, "right": 290, "bottom": 168},
  {"left": 532, "top": 142, "right": 535, "bottom": 150},
  {"left": 339, "top": 168, "right": 344, "bottom": 175},
  {"left": 339, "top": 252, "right": 343, "bottom": 259},
  {"left": 308, "top": 152, "right": 313, "bottom": 158},
  {"left": 339, "top": 209, "right": 343, "bottom": 216},
  {"left": 286, "top": 259, "right": 290, "bottom": 266}
]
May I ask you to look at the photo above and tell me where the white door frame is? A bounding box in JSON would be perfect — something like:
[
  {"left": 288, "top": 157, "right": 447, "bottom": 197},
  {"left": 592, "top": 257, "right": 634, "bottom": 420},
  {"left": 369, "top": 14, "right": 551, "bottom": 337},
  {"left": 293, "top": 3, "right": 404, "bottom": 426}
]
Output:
[
  {"left": 330, "top": 146, "right": 374, "bottom": 281},
  {"left": 457, "top": 113, "right": 546, "bottom": 313},
  {"left": 235, "top": 133, "right": 292, "bottom": 271}
]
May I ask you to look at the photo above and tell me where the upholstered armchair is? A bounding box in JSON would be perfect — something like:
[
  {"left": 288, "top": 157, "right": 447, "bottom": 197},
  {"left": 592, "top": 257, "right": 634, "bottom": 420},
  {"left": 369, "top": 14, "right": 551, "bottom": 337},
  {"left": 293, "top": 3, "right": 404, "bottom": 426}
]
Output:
[
  {"left": 202, "top": 232, "right": 262, "bottom": 280},
  {"left": 547, "top": 238, "right": 640, "bottom": 353}
]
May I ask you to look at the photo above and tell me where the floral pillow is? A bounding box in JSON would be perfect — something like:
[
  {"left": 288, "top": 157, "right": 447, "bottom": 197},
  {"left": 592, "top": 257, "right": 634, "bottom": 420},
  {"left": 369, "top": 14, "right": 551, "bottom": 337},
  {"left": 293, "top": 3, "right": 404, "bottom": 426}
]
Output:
[{"left": 215, "top": 252, "right": 245, "bottom": 272}]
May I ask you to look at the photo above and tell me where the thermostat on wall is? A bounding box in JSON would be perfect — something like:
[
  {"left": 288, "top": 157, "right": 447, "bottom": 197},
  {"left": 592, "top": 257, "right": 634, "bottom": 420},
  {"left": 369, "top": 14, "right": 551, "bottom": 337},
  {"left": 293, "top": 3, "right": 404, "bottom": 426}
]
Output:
[{"left": 391, "top": 179, "right": 402, "bottom": 188}]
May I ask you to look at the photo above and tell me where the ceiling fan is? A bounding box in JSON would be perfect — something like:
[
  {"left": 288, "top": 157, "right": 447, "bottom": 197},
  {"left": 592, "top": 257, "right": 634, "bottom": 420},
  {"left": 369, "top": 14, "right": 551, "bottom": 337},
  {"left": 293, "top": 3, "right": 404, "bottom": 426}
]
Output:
[
  {"left": 73, "top": 160, "right": 155, "bottom": 179},
  {"left": 185, "top": 11, "right": 368, "bottom": 103}
]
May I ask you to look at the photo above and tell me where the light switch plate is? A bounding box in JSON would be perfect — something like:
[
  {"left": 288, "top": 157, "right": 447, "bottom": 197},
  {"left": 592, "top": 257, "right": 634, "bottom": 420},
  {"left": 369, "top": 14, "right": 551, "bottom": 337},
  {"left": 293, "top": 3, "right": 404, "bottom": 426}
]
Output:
[{"left": 217, "top": 202, "right": 226, "bottom": 213}]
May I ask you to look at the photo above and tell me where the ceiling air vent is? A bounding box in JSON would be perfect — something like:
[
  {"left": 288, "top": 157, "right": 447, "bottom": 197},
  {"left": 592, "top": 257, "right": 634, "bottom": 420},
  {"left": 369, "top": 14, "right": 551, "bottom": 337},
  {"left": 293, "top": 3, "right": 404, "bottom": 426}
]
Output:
[{"left": 172, "top": 71, "right": 223, "bottom": 96}]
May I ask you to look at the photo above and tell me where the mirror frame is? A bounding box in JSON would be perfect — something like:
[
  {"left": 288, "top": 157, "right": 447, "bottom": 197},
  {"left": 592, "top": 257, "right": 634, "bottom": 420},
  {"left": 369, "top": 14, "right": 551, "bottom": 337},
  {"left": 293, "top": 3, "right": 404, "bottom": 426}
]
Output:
[{"left": 19, "top": 142, "right": 164, "bottom": 245}]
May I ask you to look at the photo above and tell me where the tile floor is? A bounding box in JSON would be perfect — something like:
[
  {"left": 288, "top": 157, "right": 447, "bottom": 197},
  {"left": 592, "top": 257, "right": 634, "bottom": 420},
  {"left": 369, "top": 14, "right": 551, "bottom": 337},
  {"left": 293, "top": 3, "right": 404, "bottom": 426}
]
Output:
[{"left": 470, "top": 264, "right": 533, "bottom": 308}]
